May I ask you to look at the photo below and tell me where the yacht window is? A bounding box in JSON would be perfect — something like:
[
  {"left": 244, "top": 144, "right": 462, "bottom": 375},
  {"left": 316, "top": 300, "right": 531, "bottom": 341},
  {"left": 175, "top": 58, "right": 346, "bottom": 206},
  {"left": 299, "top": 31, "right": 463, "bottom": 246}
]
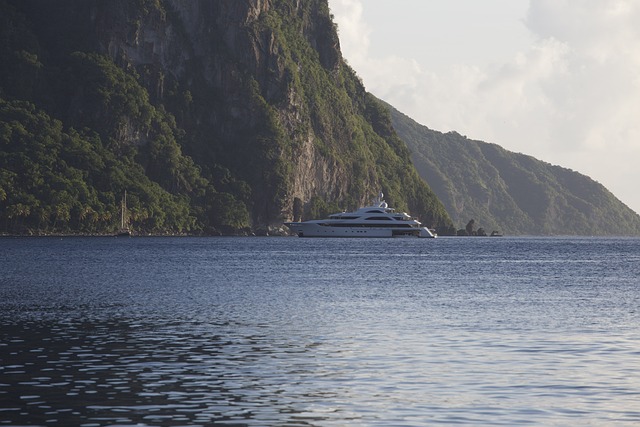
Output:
[
  {"left": 329, "top": 223, "right": 413, "bottom": 228},
  {"left": 366, "top": 210, "right": 384, "bottom": 213},
  {"left": 365, "top": 216, "right": 392, "bottom": 220}
]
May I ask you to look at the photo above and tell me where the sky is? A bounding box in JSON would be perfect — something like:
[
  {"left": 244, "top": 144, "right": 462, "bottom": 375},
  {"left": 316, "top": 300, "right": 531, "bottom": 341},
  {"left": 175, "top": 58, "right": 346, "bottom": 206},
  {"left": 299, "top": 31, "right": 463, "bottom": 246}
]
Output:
[{"left": 328, "top": 0, "right": 640, "bottom": 215}]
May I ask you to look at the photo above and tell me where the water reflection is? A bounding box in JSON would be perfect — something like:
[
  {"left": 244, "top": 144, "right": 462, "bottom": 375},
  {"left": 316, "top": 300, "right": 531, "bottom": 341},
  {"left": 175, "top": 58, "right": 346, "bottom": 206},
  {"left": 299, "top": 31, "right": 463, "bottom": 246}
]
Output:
[
  {"left": 2, "top": 319, "right": 350, "bottom": 426},
  {"left": 4, "top": 316, "right": 640, "bottom": 426}
]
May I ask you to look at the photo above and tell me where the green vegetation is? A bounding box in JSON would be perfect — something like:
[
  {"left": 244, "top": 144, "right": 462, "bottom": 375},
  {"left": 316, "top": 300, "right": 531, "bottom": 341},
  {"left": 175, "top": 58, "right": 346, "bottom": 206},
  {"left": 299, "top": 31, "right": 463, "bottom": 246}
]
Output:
[
  {"left": 0, "top": 99, "right": 190, "bottom": 233},
  {"left": 388, "top": 103, "right": 640, "bottom": 236}
]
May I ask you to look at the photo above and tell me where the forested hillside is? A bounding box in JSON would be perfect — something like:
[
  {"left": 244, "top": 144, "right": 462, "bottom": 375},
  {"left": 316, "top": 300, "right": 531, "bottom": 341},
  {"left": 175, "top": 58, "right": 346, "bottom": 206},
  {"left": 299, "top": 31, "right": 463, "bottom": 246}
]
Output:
[
  {"left": 389, "top": 104, "right": 640, "bottom": 236},
  {"left": 0, "top": 0, "right": 452, "bottom": 235}
]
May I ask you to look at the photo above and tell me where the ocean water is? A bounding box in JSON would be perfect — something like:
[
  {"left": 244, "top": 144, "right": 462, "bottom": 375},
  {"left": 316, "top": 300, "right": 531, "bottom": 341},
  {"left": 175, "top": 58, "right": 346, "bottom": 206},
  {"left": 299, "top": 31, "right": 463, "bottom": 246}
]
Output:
[{"left": 1, "top": 236, "right": 639, "bottom": 426}]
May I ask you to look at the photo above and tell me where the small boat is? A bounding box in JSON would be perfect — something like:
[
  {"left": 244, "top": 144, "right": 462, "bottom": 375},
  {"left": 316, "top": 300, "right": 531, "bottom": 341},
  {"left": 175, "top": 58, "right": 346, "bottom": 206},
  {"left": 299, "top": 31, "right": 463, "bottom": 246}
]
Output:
[
  {"left": 116, "top": 191, "right": 131, "bottom": 237},
  {"left": 284, "top": 192, "right": 436, "bottom": 238}
]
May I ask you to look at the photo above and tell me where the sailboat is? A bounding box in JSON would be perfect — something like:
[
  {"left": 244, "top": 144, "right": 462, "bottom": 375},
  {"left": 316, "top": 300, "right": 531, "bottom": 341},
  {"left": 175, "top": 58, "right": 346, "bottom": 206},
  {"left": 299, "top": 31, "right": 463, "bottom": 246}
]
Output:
[{"left": 116, "top": 190, "right": 131, "bottom": 236}]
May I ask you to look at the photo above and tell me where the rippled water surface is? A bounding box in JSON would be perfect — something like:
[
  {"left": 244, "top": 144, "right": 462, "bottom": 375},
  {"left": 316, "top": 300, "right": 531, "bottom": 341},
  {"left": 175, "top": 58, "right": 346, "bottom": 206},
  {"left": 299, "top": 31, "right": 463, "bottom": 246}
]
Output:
[{"left": 1, "top": 236, "right": 640, "bottom": 426}]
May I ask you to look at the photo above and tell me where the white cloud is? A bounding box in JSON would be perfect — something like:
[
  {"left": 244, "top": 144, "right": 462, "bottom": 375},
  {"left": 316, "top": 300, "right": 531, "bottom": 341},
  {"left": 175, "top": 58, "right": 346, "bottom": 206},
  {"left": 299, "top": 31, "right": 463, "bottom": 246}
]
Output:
[{"left": 329, "top": 0, "right": 640, "bottom": 214}]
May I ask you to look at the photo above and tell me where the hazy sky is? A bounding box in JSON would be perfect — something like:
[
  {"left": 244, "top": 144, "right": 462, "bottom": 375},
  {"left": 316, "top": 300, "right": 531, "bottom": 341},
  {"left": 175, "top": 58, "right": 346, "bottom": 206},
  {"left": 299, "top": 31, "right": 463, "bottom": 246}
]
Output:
[{"left": 328, "top": 0, "right": 640, "bottom": 215}]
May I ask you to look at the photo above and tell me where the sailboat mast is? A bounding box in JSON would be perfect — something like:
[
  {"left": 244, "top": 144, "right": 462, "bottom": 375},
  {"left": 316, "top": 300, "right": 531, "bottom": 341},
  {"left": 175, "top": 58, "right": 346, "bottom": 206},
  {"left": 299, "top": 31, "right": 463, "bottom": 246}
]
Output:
[{"left": 121, "top": 190, "right": 127, "bottom": 229}]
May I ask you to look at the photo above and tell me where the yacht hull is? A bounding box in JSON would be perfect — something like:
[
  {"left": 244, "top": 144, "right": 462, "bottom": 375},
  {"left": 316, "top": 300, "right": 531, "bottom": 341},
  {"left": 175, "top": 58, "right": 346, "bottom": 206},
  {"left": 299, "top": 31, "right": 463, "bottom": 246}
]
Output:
[{"left": 284, "top": 223, "right": 435, "bottom": 238}]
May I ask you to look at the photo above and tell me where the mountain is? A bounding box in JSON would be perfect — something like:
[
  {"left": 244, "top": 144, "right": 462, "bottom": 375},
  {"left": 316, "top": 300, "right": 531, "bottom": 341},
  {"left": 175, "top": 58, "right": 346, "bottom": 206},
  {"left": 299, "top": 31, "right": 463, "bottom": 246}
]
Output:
[
  {"left": 388, "top": 103, "right": 640, "bottom": 236},
  {"left": 0, "top": 0, "right": 452, "bottom": 235}
]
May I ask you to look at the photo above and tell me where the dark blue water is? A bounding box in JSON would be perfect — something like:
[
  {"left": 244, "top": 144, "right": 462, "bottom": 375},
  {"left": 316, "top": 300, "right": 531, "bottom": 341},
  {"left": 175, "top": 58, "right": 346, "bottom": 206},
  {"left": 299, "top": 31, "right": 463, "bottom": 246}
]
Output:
[{"left": 1, "top": 236, "right": 639, "bottom": 426}]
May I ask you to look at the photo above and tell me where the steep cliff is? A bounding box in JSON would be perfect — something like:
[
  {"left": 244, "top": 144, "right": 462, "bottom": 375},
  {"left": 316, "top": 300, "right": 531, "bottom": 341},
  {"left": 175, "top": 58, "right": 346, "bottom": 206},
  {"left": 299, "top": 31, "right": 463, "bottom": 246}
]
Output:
[{"left": 0, "top": 0, "right": 452, "bottom": 234}]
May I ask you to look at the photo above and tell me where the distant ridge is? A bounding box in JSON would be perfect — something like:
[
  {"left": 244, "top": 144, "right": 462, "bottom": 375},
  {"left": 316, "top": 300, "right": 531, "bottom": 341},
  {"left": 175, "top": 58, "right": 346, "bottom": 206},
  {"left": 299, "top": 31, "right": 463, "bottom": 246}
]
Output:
[{"left": 387, "top": 102, "right": 640, "bottom": 236}]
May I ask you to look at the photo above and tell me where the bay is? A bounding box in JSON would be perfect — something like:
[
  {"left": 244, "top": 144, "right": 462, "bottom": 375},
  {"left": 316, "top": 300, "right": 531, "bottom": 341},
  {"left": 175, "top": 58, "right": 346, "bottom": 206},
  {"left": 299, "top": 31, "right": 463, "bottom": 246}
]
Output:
[{"left": 1, "top": 236, "right": 639, "bottom": 426}]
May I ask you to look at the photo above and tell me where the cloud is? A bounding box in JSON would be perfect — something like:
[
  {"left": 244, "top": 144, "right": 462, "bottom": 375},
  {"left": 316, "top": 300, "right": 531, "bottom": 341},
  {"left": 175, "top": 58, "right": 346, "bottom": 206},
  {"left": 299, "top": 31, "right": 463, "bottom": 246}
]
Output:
[
  {"left": 523, "top": 0, "right": 640, "bottom": 153},
  {"left": 329, "top": 0, "right": 640, "bottom": 212}
]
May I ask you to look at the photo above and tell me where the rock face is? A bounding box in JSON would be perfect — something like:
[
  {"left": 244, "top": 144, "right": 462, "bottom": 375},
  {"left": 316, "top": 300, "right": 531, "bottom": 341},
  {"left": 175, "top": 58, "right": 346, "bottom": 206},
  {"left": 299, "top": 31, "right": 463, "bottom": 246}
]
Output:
[{"left": 1, "top": 0, "right": 452, "bottom": 233}]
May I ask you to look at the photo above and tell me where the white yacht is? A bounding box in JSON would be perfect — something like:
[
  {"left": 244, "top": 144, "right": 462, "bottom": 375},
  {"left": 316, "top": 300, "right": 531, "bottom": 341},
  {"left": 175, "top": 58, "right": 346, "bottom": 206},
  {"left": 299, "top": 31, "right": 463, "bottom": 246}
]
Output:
[{"left": 284, "top": 192, "right": 436, "bottom": 238}]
